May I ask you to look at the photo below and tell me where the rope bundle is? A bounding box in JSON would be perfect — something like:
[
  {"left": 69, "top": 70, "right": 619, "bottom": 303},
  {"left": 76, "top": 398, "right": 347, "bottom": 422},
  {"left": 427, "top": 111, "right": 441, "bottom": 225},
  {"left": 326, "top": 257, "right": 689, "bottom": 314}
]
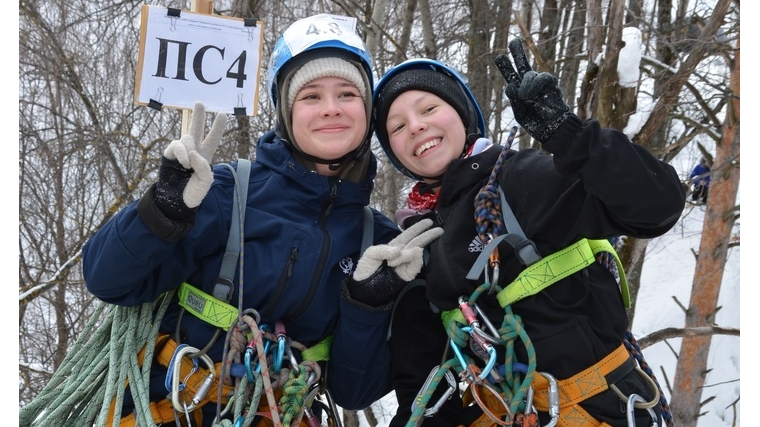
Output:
[{"left": 19, "top": 292, "right": 173, "bottom": 427}]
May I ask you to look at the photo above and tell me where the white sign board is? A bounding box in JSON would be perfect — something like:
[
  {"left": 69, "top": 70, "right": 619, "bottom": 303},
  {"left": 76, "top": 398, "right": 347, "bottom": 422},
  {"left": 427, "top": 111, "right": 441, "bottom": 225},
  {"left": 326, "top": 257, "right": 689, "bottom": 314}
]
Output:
[{"left": 134, "top": 5, "right": 264, "bottom": 115}]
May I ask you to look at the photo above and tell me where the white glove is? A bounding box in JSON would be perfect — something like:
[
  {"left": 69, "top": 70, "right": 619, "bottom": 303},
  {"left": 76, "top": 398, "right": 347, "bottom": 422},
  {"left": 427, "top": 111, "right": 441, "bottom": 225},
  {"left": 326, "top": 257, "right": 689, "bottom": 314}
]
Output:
[
  {"left": 163, "top": 102, "right": 227, "bottom": 208},
  {"left": 353, "top": 219, "right": 444, "bottom": 282}
]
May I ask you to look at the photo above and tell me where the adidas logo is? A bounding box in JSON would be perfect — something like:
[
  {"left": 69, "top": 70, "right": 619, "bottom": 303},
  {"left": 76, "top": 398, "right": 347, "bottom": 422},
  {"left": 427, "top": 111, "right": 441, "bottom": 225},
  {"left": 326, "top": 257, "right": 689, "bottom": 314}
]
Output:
[{"left": 468, "top": 235, "right": 485, "bottom": 253}]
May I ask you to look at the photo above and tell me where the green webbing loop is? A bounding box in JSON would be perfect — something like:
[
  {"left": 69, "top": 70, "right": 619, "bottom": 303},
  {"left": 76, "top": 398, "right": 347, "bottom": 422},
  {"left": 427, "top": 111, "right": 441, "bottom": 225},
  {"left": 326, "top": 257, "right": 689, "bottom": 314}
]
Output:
[
  {"left": 496, "top": 238, "right": 631, "bottom": 309},
  {"left": 177, "top": 282, "right": 238, "bottom": 330},
  {"left": 440, "top": 308, "right": 466, "bottom": 329},
  {"left": 300, "top": 335, "right": 333, "bottom": 362}
]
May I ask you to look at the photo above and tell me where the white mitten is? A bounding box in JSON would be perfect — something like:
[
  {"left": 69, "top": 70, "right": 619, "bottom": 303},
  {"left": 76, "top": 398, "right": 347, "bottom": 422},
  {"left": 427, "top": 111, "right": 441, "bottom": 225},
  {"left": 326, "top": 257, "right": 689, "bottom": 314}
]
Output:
[
  {"left": 354, "top": 219, "right": 444, "bottom": 282},
  {"left": 162, "top": 101, "right": 227, "bottom": 209}
]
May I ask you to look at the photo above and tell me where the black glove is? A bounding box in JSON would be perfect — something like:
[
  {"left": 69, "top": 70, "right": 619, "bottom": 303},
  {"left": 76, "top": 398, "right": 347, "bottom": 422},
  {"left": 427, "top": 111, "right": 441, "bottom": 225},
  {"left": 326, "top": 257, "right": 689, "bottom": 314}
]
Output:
[
  {"left": 154, "top": 157, "right": 195, "bottom": 220},
  {"left": 495, "top": 38, "right": 570, "bottom": 143},
  {"left": 342, "top": 266, "right": 408, "bottom": 309}
]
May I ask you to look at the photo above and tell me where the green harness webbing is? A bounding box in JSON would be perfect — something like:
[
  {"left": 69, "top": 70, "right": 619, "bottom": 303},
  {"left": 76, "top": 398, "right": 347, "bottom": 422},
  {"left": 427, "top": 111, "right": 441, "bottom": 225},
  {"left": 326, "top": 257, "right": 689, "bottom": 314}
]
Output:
[
  {"left": 177, "top": 158, "right": 375, "bottom": 362},
  {"left": 463, "top": 236, "right": 629, "bottom": 312},
  {"left": 430, "top": 186, "right": 631, "bottom": 425},
  {"left": 464, "top": 186, "right": 630, "bottom": 310},
  {"left": 176, "top": 158, "right": 251, "bottom": 331}
]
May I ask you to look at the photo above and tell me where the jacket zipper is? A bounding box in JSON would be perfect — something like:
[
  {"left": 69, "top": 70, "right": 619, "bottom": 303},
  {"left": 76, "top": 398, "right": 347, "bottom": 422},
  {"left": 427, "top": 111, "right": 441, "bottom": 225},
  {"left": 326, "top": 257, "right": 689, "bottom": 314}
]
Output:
[
  {"left": 285, "top": 182, "right": 338, "bottom": 321},
  {"left": 261, "top": 247, "right": 298, "bottom": 319}
]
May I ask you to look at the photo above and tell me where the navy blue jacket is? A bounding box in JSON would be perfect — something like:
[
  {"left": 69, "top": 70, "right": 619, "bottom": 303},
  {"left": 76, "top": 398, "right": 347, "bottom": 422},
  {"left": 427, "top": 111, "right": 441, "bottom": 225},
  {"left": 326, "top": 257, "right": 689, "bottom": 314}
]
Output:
[{"left": 83, "top": 130, "right": 400, "bottom": 422}]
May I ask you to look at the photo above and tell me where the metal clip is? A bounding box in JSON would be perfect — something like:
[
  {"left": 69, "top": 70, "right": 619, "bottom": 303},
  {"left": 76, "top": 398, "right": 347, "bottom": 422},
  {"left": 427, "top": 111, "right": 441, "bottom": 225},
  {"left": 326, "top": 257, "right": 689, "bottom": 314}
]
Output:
[
  {"left": 170, "top": 345, "right": 216, "bottom": 413},
  {"left": 539, "top": 372, "right": 559, "bottom": 427},
  {"left": 411, "top": 365, "right": 458, "bottom": 417},
  {"left": 626, "top": 394, "right": 658, "bottom": 427},
  {"left": 488, "top": 239, "right": 500, "bottom": 294},
  {"left": 467, "top": 372, "right": 512, "bottom": 426}
]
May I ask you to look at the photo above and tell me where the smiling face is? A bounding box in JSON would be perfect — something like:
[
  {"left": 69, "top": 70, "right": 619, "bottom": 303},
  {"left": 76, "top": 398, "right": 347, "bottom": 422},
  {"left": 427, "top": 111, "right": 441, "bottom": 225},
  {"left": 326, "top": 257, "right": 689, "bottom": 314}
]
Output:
[
  {"left": 386, "top": 90, "right": 467, "bottom": 182},
  {"left": 291, "top": 76, "right": 368, "bottom": 176}
]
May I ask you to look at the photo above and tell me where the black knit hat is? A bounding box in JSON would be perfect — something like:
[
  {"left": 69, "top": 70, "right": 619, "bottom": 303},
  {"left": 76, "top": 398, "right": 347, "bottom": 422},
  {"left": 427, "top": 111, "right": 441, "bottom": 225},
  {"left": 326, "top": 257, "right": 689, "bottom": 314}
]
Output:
[{"left": 374, "top": 69, "right": 473, "bottom": 150}]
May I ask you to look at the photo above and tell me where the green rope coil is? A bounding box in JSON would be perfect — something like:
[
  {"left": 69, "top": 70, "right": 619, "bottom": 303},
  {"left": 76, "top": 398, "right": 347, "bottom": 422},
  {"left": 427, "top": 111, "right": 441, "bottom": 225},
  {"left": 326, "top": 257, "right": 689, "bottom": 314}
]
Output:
[{"left": 19, "top": 291, "right": 173, "bottom": 427}]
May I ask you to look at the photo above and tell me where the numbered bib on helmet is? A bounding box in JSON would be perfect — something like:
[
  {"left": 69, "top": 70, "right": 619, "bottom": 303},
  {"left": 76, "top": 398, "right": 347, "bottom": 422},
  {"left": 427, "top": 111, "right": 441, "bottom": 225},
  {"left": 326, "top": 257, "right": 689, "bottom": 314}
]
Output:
[
  {"left": 267, "top": 14, "right": 372, "bottom": 107},
  {"left": 283, "top": 14, "right": 365, "bottom": 57}
]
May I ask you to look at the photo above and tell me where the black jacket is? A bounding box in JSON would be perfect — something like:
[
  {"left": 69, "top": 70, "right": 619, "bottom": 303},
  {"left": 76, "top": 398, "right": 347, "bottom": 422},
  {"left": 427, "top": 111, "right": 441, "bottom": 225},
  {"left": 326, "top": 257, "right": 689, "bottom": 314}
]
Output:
[{"left": 389, "top": 114, "right": 685, "bottom": 427}]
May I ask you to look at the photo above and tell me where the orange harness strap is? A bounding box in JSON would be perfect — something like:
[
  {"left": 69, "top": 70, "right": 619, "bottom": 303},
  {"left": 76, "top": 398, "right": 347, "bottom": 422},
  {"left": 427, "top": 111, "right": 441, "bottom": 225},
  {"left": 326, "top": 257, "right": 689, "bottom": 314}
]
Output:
[
  {"left": 108, "top": 399, "right": 202, "bottom": 427},
  {"left": 530, "top": 344, "right": 631, "bottom": 427},
  {"left": 106, "top": 334, "right": 235, "bottom": 427}
]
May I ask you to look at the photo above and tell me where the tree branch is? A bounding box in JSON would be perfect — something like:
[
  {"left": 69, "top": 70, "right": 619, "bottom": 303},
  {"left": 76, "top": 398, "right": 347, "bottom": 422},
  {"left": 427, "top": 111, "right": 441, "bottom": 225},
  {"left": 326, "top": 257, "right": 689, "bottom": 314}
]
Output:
[{"left": 637, "top": 325, "right": 740, "bottom": 349}]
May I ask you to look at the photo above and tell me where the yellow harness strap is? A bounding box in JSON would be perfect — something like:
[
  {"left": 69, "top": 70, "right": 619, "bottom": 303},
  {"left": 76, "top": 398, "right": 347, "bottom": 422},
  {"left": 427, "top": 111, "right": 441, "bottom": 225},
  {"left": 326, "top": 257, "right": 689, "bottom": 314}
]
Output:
[
  {"left": 496, "top": 238, "right": 630, "bottom": 309},
  {"left": 178, "top": 282, "right": 239, "bottom": 330},
  {"left": 530, "top": 344, "right": 630, "bottom": 427},
  {"left": 301, "top": 334, "right": 332, "bottom": 361}
]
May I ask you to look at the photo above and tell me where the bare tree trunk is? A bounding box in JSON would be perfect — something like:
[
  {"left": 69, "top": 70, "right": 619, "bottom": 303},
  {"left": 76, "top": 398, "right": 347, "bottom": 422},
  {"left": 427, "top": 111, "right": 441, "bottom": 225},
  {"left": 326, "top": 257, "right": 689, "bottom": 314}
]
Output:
[
  {"left": 593, "top": 0, "right": 625, "bottom": 128},
  {"left": 558, "top": 0, "right": 586, "bottom": 113},
  {"left": 468, "top": 0, "right": 491, "bottom": 119},
  {"left": 633, "top": 0, "right": 732, "bottom": 146},
  {"left": 343, "top": 408, "right": 360, "bottom": 427},
  {"left": 418, "top": 0, "right": 436, "bottom": 57},
  {"left": 363, "top": 407, "right": 379, "bottom": 426},
  {"left": 670, "top": 33, "right": 740, "bottom": 427},
  {"left": 490, "top": 1, "right": 512, "bottom": 143},
  {"left": 578, "top": 0, "right": 605, "bottom": 120}
]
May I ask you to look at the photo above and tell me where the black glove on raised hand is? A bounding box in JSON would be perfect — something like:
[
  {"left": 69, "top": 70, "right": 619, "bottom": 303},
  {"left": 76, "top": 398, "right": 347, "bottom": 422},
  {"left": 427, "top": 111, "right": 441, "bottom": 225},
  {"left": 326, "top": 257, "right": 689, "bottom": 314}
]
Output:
[{"left": 495, "top": 38, "right": 570, "bottom": 143}]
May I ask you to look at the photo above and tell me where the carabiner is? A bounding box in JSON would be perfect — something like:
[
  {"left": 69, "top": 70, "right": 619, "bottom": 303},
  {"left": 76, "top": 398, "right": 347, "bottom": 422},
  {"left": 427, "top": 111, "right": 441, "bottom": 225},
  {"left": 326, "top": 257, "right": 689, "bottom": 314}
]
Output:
[
  {"left": 458, "top": 297, "right": 501, "bottom": 344},
  {"left": 467, "top": 372, "right": 512, "bottom": 426},
  {"left": 538, "top": 372, "right": 559, "bottom": 427},
  {"left": 488, "top": 242, "right": 500, "bottom": 294},
  {"left": 515, "top": 387, "right": 538, "bottom": 427},
  {"left": 274, "top": 321, "right": 287, "bottom": 371},
  {"left": 626, "top": 394, "right": 658, "bottom": 427},
  {"left": 411, "top": 365, "right": 458, "bottom": 417},
  {"left": 284, "top": 337, "right": 301, "bottom": 374},
  {"left": 170, "top": 344, "right": 216, "bottom": 413},
  {"left": 244, "top": 325, "right": 272, "bottom": 381},
  {"left": 460, "top": 326, "right": 497, "bottom": 380}
]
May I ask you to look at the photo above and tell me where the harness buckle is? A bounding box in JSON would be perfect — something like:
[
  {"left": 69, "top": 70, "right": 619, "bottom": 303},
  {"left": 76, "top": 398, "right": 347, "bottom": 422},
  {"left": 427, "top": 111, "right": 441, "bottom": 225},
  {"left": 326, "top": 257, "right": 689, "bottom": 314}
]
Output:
[
  {"left": 512, "top": 238, "right": 541, "bottom": 266},
  {"left": 212, "top": 277, "right": 234, "bottom": 302}
]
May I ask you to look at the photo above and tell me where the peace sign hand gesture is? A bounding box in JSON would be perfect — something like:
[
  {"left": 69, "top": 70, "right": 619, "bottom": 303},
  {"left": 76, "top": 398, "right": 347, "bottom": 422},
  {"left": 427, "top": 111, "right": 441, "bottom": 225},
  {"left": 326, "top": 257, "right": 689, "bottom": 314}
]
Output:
[
  {"left": 495, "top": 38, "right": 570, "bottom": 143},
  {"left": 155, "top": 102, "right": 227, "bottom": 220}
]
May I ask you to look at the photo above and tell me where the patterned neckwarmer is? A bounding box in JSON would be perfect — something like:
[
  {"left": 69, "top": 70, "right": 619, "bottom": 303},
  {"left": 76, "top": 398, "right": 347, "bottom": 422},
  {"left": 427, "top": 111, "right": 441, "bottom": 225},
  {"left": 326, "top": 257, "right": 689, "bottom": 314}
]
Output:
[{"left": 405, "top": 138, "right": 493, "bottom": 211}]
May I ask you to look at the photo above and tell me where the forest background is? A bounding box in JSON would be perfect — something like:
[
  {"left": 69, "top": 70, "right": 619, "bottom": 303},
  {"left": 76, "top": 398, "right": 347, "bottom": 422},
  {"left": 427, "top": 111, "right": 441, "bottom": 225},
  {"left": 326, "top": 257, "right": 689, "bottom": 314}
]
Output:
[{"left": 18, "top": 0, "right": 742, "bottom": 426}]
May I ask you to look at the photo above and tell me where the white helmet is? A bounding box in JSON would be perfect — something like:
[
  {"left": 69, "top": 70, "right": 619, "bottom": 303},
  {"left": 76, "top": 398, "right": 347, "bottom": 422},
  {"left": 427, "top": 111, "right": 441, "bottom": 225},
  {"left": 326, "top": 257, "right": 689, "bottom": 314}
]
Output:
[{"left": 268, "top": 14, "right": 374, "bottom": 108}]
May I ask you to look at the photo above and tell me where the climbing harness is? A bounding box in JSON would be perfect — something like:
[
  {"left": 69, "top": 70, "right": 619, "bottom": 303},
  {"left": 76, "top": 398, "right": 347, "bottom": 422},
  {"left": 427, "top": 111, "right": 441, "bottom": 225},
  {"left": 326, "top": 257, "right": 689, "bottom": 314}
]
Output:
[
  {"left": 20, "top": 158, "right": 375, "bottom": 427},
  {"left": 406, "top": 127, "right": 673, "bottom": 427}
]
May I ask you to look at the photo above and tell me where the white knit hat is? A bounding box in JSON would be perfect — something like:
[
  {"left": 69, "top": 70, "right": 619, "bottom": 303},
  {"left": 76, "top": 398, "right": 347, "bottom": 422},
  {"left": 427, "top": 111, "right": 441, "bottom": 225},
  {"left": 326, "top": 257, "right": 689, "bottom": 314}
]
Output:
[{"left": 286, "top": 57, "right": 368, "bottom": 110}]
